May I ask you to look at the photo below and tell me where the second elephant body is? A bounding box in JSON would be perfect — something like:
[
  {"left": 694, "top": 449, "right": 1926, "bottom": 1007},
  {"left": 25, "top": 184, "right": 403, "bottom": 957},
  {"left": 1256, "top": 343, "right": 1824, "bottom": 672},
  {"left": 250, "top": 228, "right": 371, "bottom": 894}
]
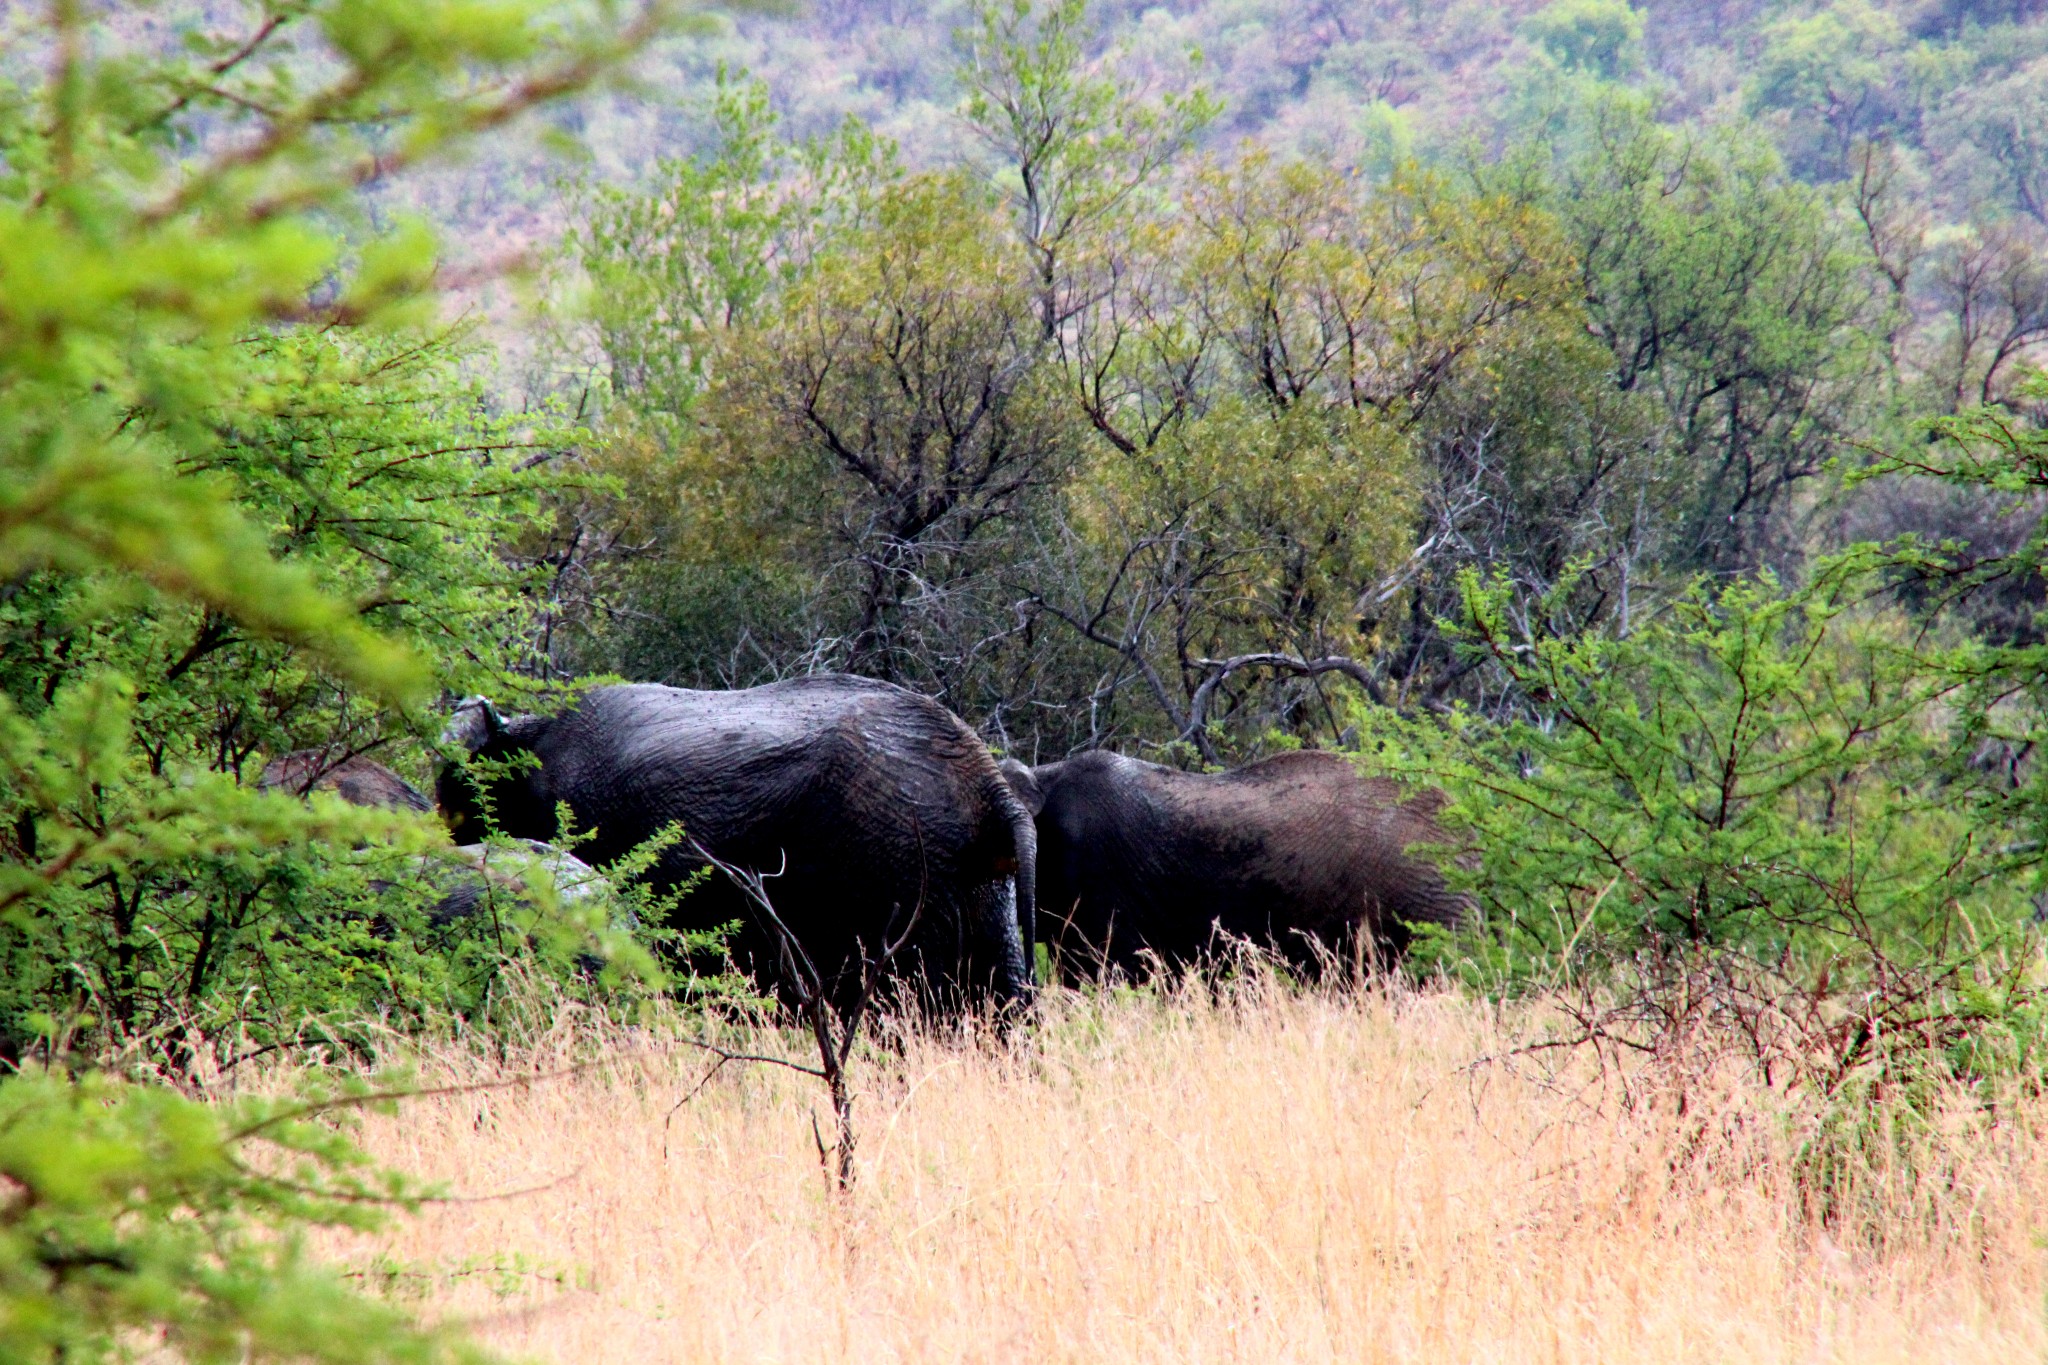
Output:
[{"left": 1003, "top": 750, "right": 1464, "bottom": 979}]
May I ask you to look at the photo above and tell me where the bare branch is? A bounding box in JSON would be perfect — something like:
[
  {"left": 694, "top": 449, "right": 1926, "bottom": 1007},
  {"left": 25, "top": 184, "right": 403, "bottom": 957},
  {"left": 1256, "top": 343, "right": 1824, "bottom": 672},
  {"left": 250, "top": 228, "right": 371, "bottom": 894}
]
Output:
[{"left": 1183, "top": 653, "right": 1388, "bottom": 749}]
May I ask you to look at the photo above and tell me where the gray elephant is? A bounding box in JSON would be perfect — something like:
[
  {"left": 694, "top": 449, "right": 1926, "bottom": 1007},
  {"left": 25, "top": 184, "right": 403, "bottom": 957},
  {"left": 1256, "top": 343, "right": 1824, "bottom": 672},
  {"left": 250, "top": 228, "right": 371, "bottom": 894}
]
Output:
[
  {"left": 426, "top": 839, "right": 614, "bottom": 930},
  {"left": 258, "top": 748, "right": 610, "bottom": 932},
  {"left": 434, "top": 677, "right": 1035, "bottom": 1017},
  {"left": 999, "top": 749, "right": 1465, "bottom": 980}
]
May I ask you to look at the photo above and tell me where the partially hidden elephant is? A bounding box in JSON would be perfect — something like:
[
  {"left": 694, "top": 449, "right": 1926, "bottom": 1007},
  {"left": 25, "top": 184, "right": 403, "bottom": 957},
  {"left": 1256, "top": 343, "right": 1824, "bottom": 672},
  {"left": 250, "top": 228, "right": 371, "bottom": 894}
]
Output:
[
  {"left": 259, "top": 748, "right": 608, "bottom": 930},
  {"left": 259, "top": 750, "right": 434, "bottom": 812},
  {"left": 999, "top": 749, "right": 1465, "bottom": 980},
  {"left": 435, "top": 677, "right": 1036, "bottom": 1017}
]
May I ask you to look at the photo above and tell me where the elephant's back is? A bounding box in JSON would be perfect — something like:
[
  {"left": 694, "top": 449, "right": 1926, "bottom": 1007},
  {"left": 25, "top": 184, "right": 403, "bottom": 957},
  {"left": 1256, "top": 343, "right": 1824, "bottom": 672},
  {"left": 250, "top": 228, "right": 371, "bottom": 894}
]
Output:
[
  {"left": 1155, "top": 751, "right": 1464, "bottom": 935},
  {"left": 537, "top": 685, "right": 831, "bottom": 841},
  {"left": 1039, "top": 752, "right": 1175, "bottom": 861},
  {"left": 1216, "top": 755, "right": 1464, "bottom": 932},
  {"left": 544, "top": 679, "right": 1005, "bottom": 875}
]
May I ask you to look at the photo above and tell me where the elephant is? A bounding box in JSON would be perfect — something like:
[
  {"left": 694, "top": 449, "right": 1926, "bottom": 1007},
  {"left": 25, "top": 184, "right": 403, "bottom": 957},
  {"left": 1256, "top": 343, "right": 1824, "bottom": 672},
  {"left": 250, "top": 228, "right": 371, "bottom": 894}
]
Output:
[
  {"left": 998, "top": 749, "right": 1465, "bottom": 980},
  {"left": 259, "top": 749, "right": 434, "bottom": 812},
  {"left": 425, "top": 839, "right": 613, "bottom": 930},
  {"left": 258, "top": 748, "right": 610, "bottom": 933},
  {"left": 434, "top": 677, "right": 1036, "bottom": 1018}
]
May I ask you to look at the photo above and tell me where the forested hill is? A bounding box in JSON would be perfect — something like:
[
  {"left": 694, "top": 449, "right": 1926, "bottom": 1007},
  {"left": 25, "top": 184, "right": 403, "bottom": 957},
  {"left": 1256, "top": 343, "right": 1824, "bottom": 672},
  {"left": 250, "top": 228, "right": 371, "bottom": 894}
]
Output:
[{"left": 562, "top": 0, "right": 2048, "bottom": 214}]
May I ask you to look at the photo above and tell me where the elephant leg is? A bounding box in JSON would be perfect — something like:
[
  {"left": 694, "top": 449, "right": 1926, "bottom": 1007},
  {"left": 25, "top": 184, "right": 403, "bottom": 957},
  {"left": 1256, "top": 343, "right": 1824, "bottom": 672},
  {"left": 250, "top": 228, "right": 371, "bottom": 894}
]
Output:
[
  {"left": 960, "top": 878, "right": 1032, "bottom": 1016},
  {"left": 867, "top": 883, "right": 1030, "bottom": 1025}
]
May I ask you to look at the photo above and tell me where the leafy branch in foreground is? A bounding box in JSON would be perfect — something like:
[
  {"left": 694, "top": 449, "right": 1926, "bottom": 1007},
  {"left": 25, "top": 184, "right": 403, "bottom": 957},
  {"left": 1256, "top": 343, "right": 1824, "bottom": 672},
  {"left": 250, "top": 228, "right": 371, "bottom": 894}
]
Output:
[
  {"left": 3, "top": 0, "right": 677, "bottom": 697},
  {"left": 0, "top": 1068, "right": 493, "bottom": 1364},
  {"left": 1, "top": 0, "right": 685, "bottom": 1062},
  {"left": 0, "top": 1, "right": 675, "bottom": 1356}
]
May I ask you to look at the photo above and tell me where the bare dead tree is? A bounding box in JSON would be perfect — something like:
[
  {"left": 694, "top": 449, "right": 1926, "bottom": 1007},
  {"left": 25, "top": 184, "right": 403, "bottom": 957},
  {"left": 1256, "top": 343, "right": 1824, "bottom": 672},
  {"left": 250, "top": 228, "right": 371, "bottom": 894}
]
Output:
[{"left": 683, "top": 840, "right": 924, "bottom": 1193}]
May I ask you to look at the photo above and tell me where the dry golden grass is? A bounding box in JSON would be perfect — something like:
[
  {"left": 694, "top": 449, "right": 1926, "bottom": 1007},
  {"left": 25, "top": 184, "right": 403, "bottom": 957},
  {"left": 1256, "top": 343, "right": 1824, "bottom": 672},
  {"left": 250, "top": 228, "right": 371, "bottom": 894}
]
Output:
[{"left": 320, "top": 980, "right": 2048, "bottom": 1363}]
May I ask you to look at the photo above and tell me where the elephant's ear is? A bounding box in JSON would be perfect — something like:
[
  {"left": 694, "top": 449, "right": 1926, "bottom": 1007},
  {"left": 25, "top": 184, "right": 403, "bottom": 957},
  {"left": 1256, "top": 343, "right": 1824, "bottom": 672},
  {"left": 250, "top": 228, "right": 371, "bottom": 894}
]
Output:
[
  {"left": 997, "top": 758, "right": 1047, "bottom": 816},
  {"left": 443, "top": 695, "right": 507, "bottom": 753}
]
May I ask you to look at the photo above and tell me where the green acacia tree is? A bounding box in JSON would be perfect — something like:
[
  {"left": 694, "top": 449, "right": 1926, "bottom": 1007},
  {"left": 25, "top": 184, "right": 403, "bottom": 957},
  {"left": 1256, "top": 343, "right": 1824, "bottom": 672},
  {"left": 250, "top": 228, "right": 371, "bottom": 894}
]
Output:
[
  {"left": 1362, "top": 385, "right": 2048, "bottom": 1092},
  {"left": 961, "top": 0, "right": 1216, "bottom": 340},
  {"left": 1746, "top": 0, "right": 1909, "bottom": 177},
  {"left": 1371, "top": 551, "right": 2039, "bottom": 1095},
  {"left": 1523, "top": 0, "right": 1644, "bottom": 80},
  {"left": 0, "top": 1, "right": 672, "bottom": 1352},
  {"left": 0, "top": 1072, "right": 494, "bottom": 1365},
  {"left": 570, "top": 71, "right": 898, "bottom": 433}
]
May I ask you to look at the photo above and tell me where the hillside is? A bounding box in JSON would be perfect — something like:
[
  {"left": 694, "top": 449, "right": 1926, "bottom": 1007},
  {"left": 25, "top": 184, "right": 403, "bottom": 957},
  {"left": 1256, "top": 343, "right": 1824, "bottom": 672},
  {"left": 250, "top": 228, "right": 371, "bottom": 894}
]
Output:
[
  {"left": 407, "top": 0, "right": 2048, "bottom": 321},
  {"left": 421, "top": 0, "right": 2048, "bottom": 223}
]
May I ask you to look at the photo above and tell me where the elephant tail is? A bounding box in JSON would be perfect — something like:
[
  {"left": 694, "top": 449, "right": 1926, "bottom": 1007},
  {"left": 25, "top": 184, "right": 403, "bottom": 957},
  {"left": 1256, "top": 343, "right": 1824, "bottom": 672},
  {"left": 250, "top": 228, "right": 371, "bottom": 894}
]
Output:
[{"left": 989, "top": 767, "right": 1038, "bottom": 985}]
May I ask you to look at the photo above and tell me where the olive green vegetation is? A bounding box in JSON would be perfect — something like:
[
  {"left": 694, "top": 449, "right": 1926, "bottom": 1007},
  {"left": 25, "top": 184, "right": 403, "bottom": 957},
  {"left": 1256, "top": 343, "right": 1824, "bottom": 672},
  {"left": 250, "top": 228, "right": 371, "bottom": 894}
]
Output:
[
  {"left": 549, "top": 0, "right": 2048, "bottom": 1106},
  {"left": 0, "top": 0, "right": 674, "bottom": 1357},
  {"left": 7, "top": 0, "right": 2048, "bottom": 1347},
  {"left": 558, "top": 20, "right": 1872, "bottom": 757},
  {"left": 0, "top": 1072, "right": 494, "bottom": 1364}
]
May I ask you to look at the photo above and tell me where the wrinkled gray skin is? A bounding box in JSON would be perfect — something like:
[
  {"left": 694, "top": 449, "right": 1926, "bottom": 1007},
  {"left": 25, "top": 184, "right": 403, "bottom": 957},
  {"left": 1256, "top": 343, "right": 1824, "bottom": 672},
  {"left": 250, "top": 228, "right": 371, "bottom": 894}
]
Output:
[
  {"left": 1000, "top": 750, "right": 1466, "bottom": 980},
  {"left": 258, "top": 750, "right": 607, "bottom": 929},
  {"left": 435, "top": 678, "right": 1035, "bottom": 1018}
]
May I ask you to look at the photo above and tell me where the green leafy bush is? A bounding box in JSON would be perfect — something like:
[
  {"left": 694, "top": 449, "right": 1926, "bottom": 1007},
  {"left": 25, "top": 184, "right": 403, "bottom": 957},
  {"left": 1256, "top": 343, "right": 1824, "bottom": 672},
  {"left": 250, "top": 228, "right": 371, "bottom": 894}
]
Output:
[
  {"left": 0, "top": 0, "right": 679, "bottom": 1062},
  {"left": 1373, "top": 551, "right": 2042, "bottom": 1092},
  {"left": 0, "top": 1068, "right": 492, "bottom": 1364},
  {"left": 0, "top": 1, "right": 704, "bottom": 1359},
  {"left": 1523, "top": 0, "right": 1644, "bottom": 79}
]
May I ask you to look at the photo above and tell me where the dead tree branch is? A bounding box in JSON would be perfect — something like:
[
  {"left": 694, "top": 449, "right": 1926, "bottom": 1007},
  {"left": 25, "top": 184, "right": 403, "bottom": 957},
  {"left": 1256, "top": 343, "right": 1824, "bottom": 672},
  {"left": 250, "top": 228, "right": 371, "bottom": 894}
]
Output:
[
  {"left": 1182, "top": 653, "right": 1388, "bottom": 757},
  {"left": 685, "top": 837, "right": 923, "bottom": 1193}
]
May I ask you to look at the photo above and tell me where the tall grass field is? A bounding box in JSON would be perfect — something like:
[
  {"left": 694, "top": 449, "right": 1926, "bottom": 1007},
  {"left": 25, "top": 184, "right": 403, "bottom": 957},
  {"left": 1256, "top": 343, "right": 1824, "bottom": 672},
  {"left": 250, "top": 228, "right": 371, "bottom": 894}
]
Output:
[{"left": 315, "top": 979, "right": 2048, "bottom": 1364}]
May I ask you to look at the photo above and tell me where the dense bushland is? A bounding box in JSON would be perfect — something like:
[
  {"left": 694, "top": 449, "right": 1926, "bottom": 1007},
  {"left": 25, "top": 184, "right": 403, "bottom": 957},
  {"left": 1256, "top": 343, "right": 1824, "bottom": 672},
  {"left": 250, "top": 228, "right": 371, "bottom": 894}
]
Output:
[
  {"left": 548, "top": 37, "right": 1894, "bottom": 755},
  {"left": 11, "top": 0, "right": 2048, "bottom": 1358},
  {"left": 517, "top": 0, "right": 2048, "bottom": 1247},
  {"left": 0, "top": 0, "right": 673, "bottom": 1356}
]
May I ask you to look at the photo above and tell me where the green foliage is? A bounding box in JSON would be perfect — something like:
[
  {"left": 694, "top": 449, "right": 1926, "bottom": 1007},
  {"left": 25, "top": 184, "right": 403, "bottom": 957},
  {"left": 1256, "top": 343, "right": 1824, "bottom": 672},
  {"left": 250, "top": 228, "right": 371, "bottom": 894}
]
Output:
[
  {"left": 1748, "top": 0, "right": 1910, "bottom": 175},
  {"left": 0, "top": 1, "right": 678, "bottom": 1061},
  {"left": 1858, "top": 376, "right": 2048, "bottom": 859},
  {"left": 1412, "top": 559, "right": 1994, "bottom": 974},
  {"left": 0, "top": 327, "right": 632, "bottom": 1061},
  {"left": 961, "top": 0, "right": 1218, "bottom": 333},
  {"left": 559, "top": 6, "right": 1678, "bottom": 753},
  {"left": 0, "top": 0, "right": 679, "bottom": 1353},
  {"left": 571, "top": 70, "right": 898, "bottom": 430},
  {"left": 1522, "top": 0, "right": 1643, "bottom": 80},
  {"left": 0, "top": 1068, "right": 493, "bottom": 1364},
  {"left": 1350, "top": 101, "right": 1417, "bottom": 181},
  {"left": 0, "top": 0, "right": 663, "bottom": 698},
  {"left": 1541, "top": 98, "right": 1881, "bottom": 571},
  {"left": 593, "top": 167, "right": 1079, "bottom": 695},
  {"left": 1368, "top": 539, "right": 2046, "bottom": 1094},
  {"left": 1060, "top": 153, "right": 1550, "bottom": 715}
]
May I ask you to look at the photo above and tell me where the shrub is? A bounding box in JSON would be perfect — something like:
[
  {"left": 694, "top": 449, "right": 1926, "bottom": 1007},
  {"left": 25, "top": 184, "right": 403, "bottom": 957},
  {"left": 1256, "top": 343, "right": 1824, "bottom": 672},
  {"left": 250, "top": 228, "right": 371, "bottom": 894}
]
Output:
[
  {"left": 0, "top": 0, "right": 673, "bottom": 1063},
  {"left": 1370, "top": 550, "right": 2043, "bottom": 1095},
  {"left": 0, "top": 1067, "right": 495, "bottom": 1364}
]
